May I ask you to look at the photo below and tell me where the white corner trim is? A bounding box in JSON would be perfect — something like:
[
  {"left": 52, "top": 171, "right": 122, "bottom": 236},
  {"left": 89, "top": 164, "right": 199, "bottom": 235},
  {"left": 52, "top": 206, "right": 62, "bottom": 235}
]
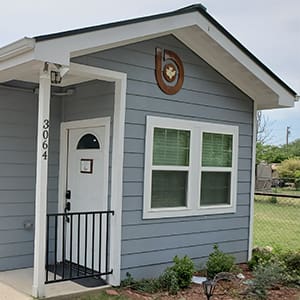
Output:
[
  {"left": 109, "top": 77, "right": 127, "bottom": 286},
  {"left": 143, "top": 116, "right": 239, "bottom": 219},
  {"left": 248, "top": 102, "right": 257, "bottom": 260}
]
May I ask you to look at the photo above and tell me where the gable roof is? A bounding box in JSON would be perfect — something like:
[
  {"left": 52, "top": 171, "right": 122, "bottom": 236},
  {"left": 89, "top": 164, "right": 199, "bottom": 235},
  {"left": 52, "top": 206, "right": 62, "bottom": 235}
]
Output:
[
  {"left": 0, "top": 4, "right": 297, "bottom": 109},
  {"left": 35, "top": 4, "right": 296, "bottom": 98}
]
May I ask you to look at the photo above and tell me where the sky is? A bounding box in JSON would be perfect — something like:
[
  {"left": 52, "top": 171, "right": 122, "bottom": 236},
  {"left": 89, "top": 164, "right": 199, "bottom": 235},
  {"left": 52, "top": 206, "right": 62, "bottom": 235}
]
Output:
[{"left": 0, "top": 0, "right": 299, "bottom": 145}]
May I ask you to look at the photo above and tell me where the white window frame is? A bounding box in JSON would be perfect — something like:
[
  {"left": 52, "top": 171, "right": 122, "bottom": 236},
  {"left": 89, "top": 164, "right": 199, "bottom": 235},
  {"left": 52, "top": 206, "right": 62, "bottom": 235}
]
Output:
[{"left": 143, "top": 116, "right": 239, "bottom": 219}]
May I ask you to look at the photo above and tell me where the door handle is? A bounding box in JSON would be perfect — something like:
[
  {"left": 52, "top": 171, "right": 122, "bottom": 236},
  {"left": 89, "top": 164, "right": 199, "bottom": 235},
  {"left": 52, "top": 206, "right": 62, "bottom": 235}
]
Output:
[
  {"left": 65, "top": 201, "right": 71, "bottom": 211},
  {"left": 65, "top": 190, "right": 71, "bottom": 222},
  {"left": 64, "top": 202, "right": 71, "bottom": 223}
]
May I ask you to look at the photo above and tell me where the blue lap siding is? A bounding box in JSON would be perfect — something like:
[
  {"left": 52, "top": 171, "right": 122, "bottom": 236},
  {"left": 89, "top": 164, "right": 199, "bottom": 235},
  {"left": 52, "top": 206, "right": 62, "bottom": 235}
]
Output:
[
  {"left": 0, "top": 34, "right": 253, "bottom": 276},
  {"left": 73, "top": 35, "right": 253, "bottom": 279}
]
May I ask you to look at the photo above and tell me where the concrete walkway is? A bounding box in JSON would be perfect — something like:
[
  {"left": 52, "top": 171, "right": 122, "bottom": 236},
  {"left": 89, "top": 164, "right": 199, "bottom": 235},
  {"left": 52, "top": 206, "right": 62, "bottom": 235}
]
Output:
[{"left": 0, "top": 282, "right": 32, "bottom": 300}]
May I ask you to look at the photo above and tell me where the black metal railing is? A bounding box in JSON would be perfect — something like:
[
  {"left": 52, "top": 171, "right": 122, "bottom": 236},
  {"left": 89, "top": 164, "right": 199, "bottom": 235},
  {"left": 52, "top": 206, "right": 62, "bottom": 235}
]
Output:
[{"left": 45, "top": 210, "right": 114, "bottom": 284}]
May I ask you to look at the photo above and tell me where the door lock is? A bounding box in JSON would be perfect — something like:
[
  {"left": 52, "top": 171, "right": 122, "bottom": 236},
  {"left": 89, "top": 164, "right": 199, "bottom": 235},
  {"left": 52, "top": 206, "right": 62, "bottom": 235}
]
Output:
[{"left": 66, "top": 190, "right": 71, "bottom": 199}]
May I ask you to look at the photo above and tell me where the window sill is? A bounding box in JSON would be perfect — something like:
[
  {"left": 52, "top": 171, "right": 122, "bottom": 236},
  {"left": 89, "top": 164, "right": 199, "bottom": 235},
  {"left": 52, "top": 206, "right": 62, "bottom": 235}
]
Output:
[{"left": 143, "top": 206, "right": 236, "bottom": 219}]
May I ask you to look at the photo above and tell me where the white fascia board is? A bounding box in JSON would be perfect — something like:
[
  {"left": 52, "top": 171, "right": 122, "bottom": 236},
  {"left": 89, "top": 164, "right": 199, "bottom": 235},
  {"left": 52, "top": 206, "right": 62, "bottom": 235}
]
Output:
[
  {"left": 0, "top": 40, "right": 36, "bottom": 73},
  {"left": 175, "top": 14, "right": 295, "bottom": 108},
  {"left": 33, "top": 12, "right": 199, "bottom": 66},
  {"left": 0, "top": 38, "right": 35, "bottom": 62}
]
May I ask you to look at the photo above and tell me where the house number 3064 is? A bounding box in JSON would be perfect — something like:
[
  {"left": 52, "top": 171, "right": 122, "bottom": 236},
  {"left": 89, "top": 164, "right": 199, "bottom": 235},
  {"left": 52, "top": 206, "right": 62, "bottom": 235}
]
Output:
[{"left": 42, "top": 119, "right": 50, "bottom": 160}]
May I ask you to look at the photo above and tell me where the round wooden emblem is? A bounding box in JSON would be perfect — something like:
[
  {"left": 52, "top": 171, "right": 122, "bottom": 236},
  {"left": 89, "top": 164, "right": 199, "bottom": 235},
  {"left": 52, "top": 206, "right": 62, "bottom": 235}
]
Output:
[{"left": 155, "top": 48, "right": 184, "bottom": 95}]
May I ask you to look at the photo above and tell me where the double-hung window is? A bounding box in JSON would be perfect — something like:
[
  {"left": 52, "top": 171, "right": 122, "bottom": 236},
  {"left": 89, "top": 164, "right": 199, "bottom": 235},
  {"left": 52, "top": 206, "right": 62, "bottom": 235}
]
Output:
[{"left": 143, "top": 116, "right": 238, "bottom": 219}]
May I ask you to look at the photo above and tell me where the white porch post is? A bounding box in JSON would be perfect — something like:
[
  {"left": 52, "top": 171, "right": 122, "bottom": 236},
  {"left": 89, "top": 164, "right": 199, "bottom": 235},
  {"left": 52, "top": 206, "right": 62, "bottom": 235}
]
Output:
[{"left": 32, "top": 64, "right": 51, "bottom": 298}]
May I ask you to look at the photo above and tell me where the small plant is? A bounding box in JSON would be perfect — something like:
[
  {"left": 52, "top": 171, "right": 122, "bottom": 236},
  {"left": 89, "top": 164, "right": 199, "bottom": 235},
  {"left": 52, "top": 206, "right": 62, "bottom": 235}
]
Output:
[
  {"left": 119, "top": 255, "right": 194, "bottom": 295},
  {"left": 121, "top": 272, "right": 160, "bottom": 293},
  {"left": 247, "top": 261, "right": 286, "bottom": 299},
  {"left": 270, "top": 196, "right": 277, "bottom": 204},
  {"left": 159, "top": 268, "right": 180, "bottom": 295},
  {"left": 132, "top": 278, "right": 161, "bottom": 294},
  {"left": 278, "top": 249, "right": 300, "bottom": 284},
  {"left": 248, "top": 246, "right": 275, "bottom": 270},
  {"left": 206, "top": 244, "right": 235, "bottom": 278},
  {"left": 120, "top": 272, "right": 135, "bottom": 287},
  {"left": 170, "top": 255, "right": 194, "bottom": 289},
  {"left": 283, "top": 250, "right": 300, "bottom": 275}
]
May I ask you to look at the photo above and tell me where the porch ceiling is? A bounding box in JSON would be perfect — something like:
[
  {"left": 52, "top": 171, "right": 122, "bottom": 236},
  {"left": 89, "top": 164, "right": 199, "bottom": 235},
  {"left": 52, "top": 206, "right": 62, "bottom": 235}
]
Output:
[{"left": 0, "top": 60, "right": 93, "bottom": 87}]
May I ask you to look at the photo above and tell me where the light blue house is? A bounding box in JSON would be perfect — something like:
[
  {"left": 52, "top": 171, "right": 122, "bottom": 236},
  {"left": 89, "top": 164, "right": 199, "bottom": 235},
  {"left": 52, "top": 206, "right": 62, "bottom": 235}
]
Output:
[{"left": 0, "top": 4, "right": 296, "bottom": 298}]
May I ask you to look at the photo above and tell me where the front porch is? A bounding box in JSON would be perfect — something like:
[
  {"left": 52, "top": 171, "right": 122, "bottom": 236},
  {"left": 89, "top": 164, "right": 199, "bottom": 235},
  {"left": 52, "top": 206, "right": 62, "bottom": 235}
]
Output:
[
  {"left": 0, "top": 268, "right": 109, "bottom": 299},
  {"left": 0, "top": 63, "right": 126, "bottom": 298}
]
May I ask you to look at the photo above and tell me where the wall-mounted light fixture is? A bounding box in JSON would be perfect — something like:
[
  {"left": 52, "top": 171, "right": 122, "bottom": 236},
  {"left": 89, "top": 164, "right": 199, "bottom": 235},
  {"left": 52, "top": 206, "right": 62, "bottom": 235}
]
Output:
[{"left": 51, "top": 71, "right": 62, "bottom": 84}]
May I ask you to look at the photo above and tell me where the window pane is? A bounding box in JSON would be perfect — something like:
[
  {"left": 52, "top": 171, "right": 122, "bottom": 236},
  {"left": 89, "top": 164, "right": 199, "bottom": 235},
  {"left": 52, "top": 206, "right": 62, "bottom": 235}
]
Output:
[
  {"left": 77, "top": 134, "right": 100, "bottom": 149},
  {"left": 200, "top": 172, "right": 231, "bottom": 206},
  {"left": 202, "top": 133, "right": 232, "bottom": 167},
  {"left": 151, "top": 171, "right": 187, "bottom": 208},
  {"left": 153, "top": 128, "right": 190, "bottom": 166}
]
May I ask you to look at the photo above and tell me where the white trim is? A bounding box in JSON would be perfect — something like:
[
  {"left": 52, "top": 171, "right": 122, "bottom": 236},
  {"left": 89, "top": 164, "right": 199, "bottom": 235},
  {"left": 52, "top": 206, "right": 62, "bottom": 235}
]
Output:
[
  {"left": 248, "top": 102, "right": 257, "bottom": 260},
  {"left": 32, "top": 67, "right": 51, "bottom": 298},
  {"left": 0, "top": 38, "right": 35, "bottom": 62},
  {"left": 109, "top": 77, "right": 127, "bottom": 286},
  {"left": 143, "top": 116, "right": 239, "bottom": 219},
  {"left": 57, "top": 63, "right": 126, "bottom": 286},
  {"left": 34, "top": 13, "right": 198, "bottom": 65}
]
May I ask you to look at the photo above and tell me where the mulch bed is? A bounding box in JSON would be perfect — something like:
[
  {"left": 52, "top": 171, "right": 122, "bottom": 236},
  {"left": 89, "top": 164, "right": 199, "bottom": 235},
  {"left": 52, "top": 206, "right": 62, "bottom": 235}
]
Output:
[{"left": 110, "top": 265, "right": 300, "bottom": 300}]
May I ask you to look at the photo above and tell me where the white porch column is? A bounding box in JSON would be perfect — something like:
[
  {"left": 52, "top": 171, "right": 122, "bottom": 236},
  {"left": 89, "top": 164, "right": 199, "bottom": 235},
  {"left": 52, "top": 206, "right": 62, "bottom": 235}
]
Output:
[{"left": 32, "top": 64, "right": 51, "bottom": 298}]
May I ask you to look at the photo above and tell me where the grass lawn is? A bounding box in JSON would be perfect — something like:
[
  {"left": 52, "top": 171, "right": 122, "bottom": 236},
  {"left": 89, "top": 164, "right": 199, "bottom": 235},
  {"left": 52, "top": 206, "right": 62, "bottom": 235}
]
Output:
[
  {"left": 56, "top": 290, "right": 130, "bottom": 300},
  {"left": 254, "top": 193, "right": 300, "bottom": 250}
]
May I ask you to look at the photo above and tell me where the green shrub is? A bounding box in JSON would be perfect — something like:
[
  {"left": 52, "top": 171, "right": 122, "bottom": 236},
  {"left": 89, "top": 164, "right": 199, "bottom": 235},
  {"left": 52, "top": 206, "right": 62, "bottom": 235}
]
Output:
[
  {"left": 248, "top": 261, "right": 286, "bottom": 299},
  {"left": 159, "top": 268, "right": 180, "bottom": 295},
  {"left": 279, "top": 251, "right": 300, "bottom": 285},
  {"left": 248, "top": 248, "right": 300, "bottom": 289},
  {"left": 170, "top": 255, "right": 194, "bottom": 289},
  {"left": 120, "top": 255, "right": 194, "bottom": 295},
  {"left": 277, "top": 158, "right": 300, "bottom": 180},
  {"left": 248, "top": 246, "right": 274, "bottom": 270},
  {"left": 206, "top": 245, "right": 235, "bottom": 278}
]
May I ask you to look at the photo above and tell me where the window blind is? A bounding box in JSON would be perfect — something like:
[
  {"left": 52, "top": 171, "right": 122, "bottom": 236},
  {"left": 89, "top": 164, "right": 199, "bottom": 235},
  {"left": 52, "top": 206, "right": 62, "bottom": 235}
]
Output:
[
  {"left": 200, "top": 172, "right": 231, "bottom": 205},
  {"left": 153, "top": 128, "right": 190, "bottom": 166},
  {"left": 151, "top": 171, "right": 188, "bottom": 208},
  {"left": 202, "top": 133, "right": 232, "bottom": 167}
]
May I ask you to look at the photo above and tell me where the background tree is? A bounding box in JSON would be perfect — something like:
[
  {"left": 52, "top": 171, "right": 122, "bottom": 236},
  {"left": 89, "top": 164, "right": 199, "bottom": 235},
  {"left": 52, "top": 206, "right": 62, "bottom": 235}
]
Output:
[
  {"left": 256, "top": 142, "right": 288, "bottom": 163},
  {"left": 256, "top": 111, "right": 273, "bottom": 144},
  {"left": 277, "top": 158, "right": 300, "bottom": 180},
  {"left": 287, "top": 139, "right": 300, "bottom": 157}
]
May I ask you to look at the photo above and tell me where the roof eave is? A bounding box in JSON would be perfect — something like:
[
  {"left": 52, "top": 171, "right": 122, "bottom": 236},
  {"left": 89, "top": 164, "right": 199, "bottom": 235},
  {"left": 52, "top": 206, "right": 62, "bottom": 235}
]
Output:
[
  {"left": 0, "top": 4, "right": 296, "bottom": 109},
  {"left": 0, "top": 38, "right": 35, "bottom": 62}
]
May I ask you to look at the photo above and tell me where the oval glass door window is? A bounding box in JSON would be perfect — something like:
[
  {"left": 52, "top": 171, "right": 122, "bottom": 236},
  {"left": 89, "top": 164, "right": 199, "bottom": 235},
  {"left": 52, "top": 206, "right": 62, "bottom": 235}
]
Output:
[{"left": 77, "top": 134, "right": 100, "bottom": 149}]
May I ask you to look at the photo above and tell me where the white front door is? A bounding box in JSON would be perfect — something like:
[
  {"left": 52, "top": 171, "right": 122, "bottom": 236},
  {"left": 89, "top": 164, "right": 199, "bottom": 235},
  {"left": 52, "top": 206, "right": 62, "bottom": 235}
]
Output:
[{"left": 64, "top": 124, "right": 108, "bottom": 272}]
